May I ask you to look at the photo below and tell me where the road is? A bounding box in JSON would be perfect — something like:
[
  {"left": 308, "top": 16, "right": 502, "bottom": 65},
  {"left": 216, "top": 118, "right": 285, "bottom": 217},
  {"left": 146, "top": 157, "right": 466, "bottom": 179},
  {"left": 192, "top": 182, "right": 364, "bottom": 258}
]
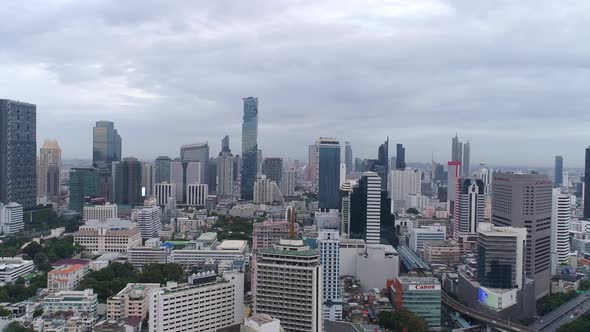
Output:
[
  {"left": 441, "top": 292, "right": 535, "bottom": 332},
  {"left": 531, "top": 290, "right": 590, "bottom": 332}
]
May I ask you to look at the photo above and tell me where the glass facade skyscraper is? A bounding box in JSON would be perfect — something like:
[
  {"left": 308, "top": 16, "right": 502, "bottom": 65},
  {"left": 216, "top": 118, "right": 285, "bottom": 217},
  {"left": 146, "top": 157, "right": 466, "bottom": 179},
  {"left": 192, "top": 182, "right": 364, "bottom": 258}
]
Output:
[
  {"left": 241, "top": 97, "right": 258, "bottom": 200},
  {"left": 317, "top": 137, "right": 340, "bottom": 210},
  {"left": 154, "top": 156, "right": 172, "bottom": 184},
  {"left": 93, "top": 121, "right": 121, "bottom": 170},
  {"left": 554, "top": 155, "right": 563, "bottom": 188},
  {"left": 68, "top": 167, "right": 99, "bottom": 213},
  {"left": 0, "top": 99, "right": 37, "bottom": 208}
]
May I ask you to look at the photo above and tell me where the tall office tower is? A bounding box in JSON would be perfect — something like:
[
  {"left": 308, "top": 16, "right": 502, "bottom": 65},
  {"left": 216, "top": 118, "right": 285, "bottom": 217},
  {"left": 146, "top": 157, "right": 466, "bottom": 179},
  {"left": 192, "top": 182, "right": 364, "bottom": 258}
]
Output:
[
  {"left": 585, "top": 147, "right": 590, "bottom": 219},
  {"left": 477, "top": 222, "right": 527, "bottom": 289},
  {"left": 551, "top": 188, "right": 571, "bottom": 275},
  {"left": 233, "top": 155, "right": 241, "bottom": 181},
  {"left": 217, "top": 139, "right": 234, "bottom": 197},
  {"left": 345, "top": 142, "right": 352, "bottom": 175},
  {"left": 451, "top": 134, "right": 463, "bottom": 163},
  {"left": 0, "top": 99, "right": 37, "bottom": 208},
  {"left": 141, "top": 163, "right": 153, "bottom": 197},
  {"left": 463, "top": 141, "right": 471, "bottom": 177},
  {"left": 170, "top": 160, "right": 201, "bottom": 203},
  {"left": 38, "top": 140, "right": 61, "bottom": 202},
  {"left": 208, "top": 158, "right": 217, "bottom": 194},
  {"left": 154, "top": 156, "right": 171, "bottom": 184},
  {"left": 187, "top": 183, "right": 208, "bottom": 207},
  {"left": 241, "top": 97, "right": 259, "bottom": 200},
  {"left": 340, "top": 182, "right": 352, "bottom": 237},
  {"left": 281, "top": 168, "right": 296, "bottom": 196},
  {"left": 180, "top": 142, "right": 209, "bottom": 187},
  {"left": 554, "top": 156, "right": 563, "bottom": 188},
  {"left": 492, "top": 173, "right": 552, "bottom": 299},
  {"left": 318, "top": 230, "right": 342, "bottom": 321},
  {"left": 92, "top": 121, "right": 121, "bottom": 170},
  {"left": 377, "top": 138, "right": 389, "bottom": 189},
  {"left": 317, "top": 137, "right": 341, "bottom": 210},
  {"left": 339, "top": 163, "right": 346, "bottom": 187},
  {"left": 257, "top": 150, "right": 263, "bottom": 178},
  {"left": 479, "top": 166, "right": 492, "bottom": 195},
  {"left": 254, "top": 239, "right": 323, "bottom": 332},
  {"left": 0, "top": 202, "right": 24, "bottom": 234},
  {"left": 262, "top": 157, "right": 283, "bottom": 184},
  {"left": 113, "top": 157, "right": 142, "bottom": 207},
  {"left": 306, "top": 144, "right": 318, "bottom": 182},
  {"left": 149, "top": 271, "right": 244, "bottom": 332},
  {"left": 253, "top": 177, "right": 282, "bottom": 204},
  {"left": 137, "top": 206, "right": 162, "bottom": 239},
  {"left": 453, "top": 178, "right": 485, "bottom": 251},
  {"left": 68, "top": 167, "right": 99, "bottom": 213},
  {"left": 388, "top": 169, "right": 421, "bottom": 208},
  {"left": 395, "top": 144, "right": 406, "bottom": 170},
  {"left": 154, "top": 182, "right": 175, "bottom": 206},
  {"left": 364, "top": 172, "right": 381, "bottom": 244},
  {"left": 447, "top": 161, "right": 461, "bottom": 214}
]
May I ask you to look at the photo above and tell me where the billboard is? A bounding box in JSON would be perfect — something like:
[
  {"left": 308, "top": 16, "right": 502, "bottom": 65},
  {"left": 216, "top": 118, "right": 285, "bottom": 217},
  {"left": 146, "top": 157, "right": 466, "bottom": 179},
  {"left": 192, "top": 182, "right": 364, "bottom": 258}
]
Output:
[
  {"left": 408, "top": 284, "right": 440, "bottom": 291},
  {"left": 478, "top": 287, "right": 517, "bottom": 310}
]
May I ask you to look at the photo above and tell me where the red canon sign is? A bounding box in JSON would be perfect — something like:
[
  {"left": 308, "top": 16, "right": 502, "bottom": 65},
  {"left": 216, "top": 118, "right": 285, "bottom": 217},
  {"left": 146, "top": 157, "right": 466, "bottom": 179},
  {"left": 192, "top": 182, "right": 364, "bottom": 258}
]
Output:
[{"left": 415, "top": 285, "right": 436, "bottom": 290}]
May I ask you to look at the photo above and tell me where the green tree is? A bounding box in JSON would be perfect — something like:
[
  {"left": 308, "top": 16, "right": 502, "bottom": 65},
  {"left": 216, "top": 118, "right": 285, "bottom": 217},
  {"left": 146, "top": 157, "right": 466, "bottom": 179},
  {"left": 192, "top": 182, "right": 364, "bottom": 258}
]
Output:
[
  {"left": 557, "top": 314, "right": 590, "bottom": 332},
  {"left": 138, "top": 263, "right": 184, "bottom": 284},
  {"left": 379, "top": 308, "right": 429, "bottom": 332},
  {"left": 0, "top": 307, "right": 11, "bottom": 317},
  {"left": 406, "top": 208, "right": 420, "bottom": 215},
  {"left": 3, "top": 321, "right": 34, "bottom": 332},
  {"left": 77, "top": 262, "right": 138, "bottom": 302},
  {"left": 21, "top": 242, "right": 42, "bottom": 259}
]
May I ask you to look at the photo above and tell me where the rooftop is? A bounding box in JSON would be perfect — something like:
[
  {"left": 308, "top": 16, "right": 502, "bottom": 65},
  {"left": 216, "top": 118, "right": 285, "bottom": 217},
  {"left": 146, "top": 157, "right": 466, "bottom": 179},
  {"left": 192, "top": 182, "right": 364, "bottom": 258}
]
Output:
[
  {"left": 48, "top": 264, "right": 84, "bottom": 275},
  {"left": 216, "top": 240, "right": 248, "bottom": 251},
  {"left": 397, "top": 276, "right": 440, "bottom": 285},
  {"left": 197, "top": 232, "right": 218, "bottom": 242}
]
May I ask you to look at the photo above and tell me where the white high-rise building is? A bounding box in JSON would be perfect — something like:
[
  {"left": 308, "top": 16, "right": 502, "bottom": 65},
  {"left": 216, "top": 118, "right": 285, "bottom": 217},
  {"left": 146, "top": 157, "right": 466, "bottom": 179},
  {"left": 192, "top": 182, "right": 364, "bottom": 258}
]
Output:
[
  {"left": 339, "top": 163, "right": 346, "bottom": 187},
  {"left": 37, "top": 139, "right": 61, "bottom": 203},
  {"left": 551, "top": 188, "right": 571, "bottom": 275},
  {"left": 187, "top": 183, "right": 208, "bottom": 207},
  {"left": 0, "top": 202, "right": 24, "bottom": 234},
  {"left": 141, "top": 162, "right": 153, "bottom": 197},
  {"left": 318, "top": 230, "right": 342, "bottom": 321},
  {"left": 137, "top": 206, "right": 162, "bottom": 239},
  {"left": 389, "top": 169, "right": 421, "bottom": 210},
  {"left": 217, "top": 148, "right": 234, "bottom": 198},
  {"left": 170, "top": 161, "right": 185, "bottom": 200},
  {"left": 281, "top": 168, "right": 296, "bottom": 196},
  {"left": 149, "top": 270, "right": 244, "bottom": 332},
  {"left": 340, "top": 181, "right": 353, "bottom": 237},
  {"left": 364, "top": 172, "right": 381, "bottom": 244},
  {"left": 154, "top": 182, "right": 175, "bottom": 206},
  {"left": 253, "top": 177, "right": 282, "bottom": 204},
  {"left": 254, "top": 239, "right": 323, "bottom": 332},
  {"left": 83, "top": 203, "right": 118, "bottom": 221}
]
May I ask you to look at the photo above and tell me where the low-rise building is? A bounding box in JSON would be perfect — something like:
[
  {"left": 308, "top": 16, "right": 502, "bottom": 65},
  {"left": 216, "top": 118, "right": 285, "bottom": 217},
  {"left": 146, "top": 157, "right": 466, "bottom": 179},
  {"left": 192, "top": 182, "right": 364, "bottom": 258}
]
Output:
[
  {"left": 0, "top": 202, "right": 24, "bottom": 234},
  {"left": 242, "top": 314, "right": 284, "bottom": 332},
  {"left": 0, "top": 257, "right": 34, "bottom": 282},
  {"left": 107, "top": 283, "right": 161, "bottom": 320},
  {"left": 170, "top": 240, "right": 249, "bottom": 272},
  {"left": 83, "top": 203, "right": 118, "bottom": 221},
  {"left": 230, "top": 203, "right": 256, "bottom": 218},
  {"left": 74, "top": 219, "right": 142, "bottom": 254},
  {"left": 43, "top": 289, "right": 98, "bottom": 331},
  {"left": 149, "top": 271, "right": 244, "bottom": 332},
  {"left": 252, "top": 220, "right": 300, "bottom": 251},
  {"left": 94, "top": 317, "right": 143, "bottom": 332},
  {"left": 47, "top": 264, "right": 89, "bottom": 291},
  {"left": 128, "top": 247, "right": 168, "bottom": 269},
  {"left": 423, "top": 240, "right": 460, "bottom": 266},
  {"left": 408, "top": 225, "right": 446, "bottom": 255}
]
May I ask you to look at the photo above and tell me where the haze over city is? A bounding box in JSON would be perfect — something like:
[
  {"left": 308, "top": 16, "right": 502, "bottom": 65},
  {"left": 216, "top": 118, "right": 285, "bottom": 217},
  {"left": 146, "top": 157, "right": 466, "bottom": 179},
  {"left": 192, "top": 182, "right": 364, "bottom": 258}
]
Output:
[{"left": 3, "top": 0, "right": 590, "bottom": 166}]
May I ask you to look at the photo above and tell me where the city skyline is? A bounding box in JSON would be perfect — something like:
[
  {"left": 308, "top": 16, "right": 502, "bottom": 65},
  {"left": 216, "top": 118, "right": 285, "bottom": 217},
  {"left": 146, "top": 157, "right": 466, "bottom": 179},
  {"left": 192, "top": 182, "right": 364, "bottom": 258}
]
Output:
[{"left": 4, "top": 2, "right": 590, "bottom": 166}]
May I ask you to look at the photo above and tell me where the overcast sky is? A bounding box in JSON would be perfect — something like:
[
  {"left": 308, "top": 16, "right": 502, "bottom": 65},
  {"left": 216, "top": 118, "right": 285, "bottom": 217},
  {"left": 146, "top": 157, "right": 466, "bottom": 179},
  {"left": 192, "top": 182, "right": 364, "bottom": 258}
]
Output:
[{"left": 3, "top": 0, "right": 590, "bottom": 167}]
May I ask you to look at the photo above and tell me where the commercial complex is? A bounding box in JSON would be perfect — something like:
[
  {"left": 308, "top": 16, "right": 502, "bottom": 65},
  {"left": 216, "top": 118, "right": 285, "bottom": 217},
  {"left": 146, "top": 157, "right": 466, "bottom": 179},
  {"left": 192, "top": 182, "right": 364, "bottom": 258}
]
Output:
[{"left": 74, "top": 219, "right": 142, "bottom": 254}]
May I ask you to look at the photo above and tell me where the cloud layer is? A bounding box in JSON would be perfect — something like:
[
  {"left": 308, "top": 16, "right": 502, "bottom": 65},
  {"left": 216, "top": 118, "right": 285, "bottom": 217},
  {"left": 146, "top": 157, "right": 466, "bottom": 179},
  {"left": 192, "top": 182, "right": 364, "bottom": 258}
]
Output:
[{"left": 3, "top": 0, "right": 590, "bottom": 167}]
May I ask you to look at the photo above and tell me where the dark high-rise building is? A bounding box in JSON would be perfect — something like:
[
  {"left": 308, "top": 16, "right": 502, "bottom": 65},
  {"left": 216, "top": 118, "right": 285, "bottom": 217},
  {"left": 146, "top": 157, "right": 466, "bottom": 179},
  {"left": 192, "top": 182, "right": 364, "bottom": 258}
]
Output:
[
  {"left": 345, "top": 142, "right": 353, "bottom": 175},
  {"left": 463, "top": 141, "right": 471, "bottom": 177},
  {"left": 0, "top": 99, "right": 37, "bottom": 208},
  {"left": 68, "top": 167, "right": 99, "bottom": 213},
  {"left": 376, "top": 138, "right": 389, "bottom": 190},
  {"left": 492, "top": 173, "right": 552, "bottom": 299},
  {"left": 180, "top": 142, "right": 209, "bottom": 189},
  {"left": 354, "top": 157, "right": 363, "bottom": 173},
  {"left": 113, "top": 157, "right": 142, "bottom": 207},
  {"left": 93, "top": 121, "right": 121, "bottom": 170},
  {"left": 233, "top": 155, "right": 241, "bottom": 181},
  {"left": 221, "top": 135, "right": 230, "bottom": 152},
  {"left": 395, "top": 143, "right": 406, "bottom": 170},
  {"left": 452, "top": 134, "right": 471, "bottom": 177},
  {"left": 262, "top": 157, "right": 283, "bottom": 184},
  {"left": 554, "top": 156, "right": 563, "bottom": 188},
  {"left": 585, "top": 147, "right": 590, "bottom": 219},
  {"left": 317, "top": 137, "right": 341, "bottom": 210},
  {"left": 452, "top": 134, "right": 463, "bottom": 163},
  {"left": 208, "top": 158, "right": 217, "bottom": 194},
  {"left": 154, "top": 156, "right": 172, "bottom": 184},
  {"left": 241, "top": 97, "right": 258, "bottom": 200}
]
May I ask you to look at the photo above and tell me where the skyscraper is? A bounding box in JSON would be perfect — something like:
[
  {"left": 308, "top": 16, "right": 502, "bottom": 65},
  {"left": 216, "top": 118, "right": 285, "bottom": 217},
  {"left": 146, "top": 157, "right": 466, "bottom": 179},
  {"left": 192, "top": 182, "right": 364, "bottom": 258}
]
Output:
[
  {"left": 585, "top": 147, "right": 590, "bottom": 219},
  {"left": 141, "top": 163, "right": 153, "bottom": 197},
  {"left": 492, "top": 173, "right": 552, "bottom": 299},
  {"left": 92, "top": 121, "right": 121, "bottom": 169},
  {"left": 0, "top": 99, "right": 37, "bottom": 208},
  {"left": 345, "top": 142, "right": 352, "bottom": 175},
  {"left": 377, "top": 138, "right": 389, "bottom": 189},
  {"left": 451, "top": 134, "right": 463, "bottom": 164},
  {"left": 154, "top": 156, "right": 172, "bottom": 184},
  {"left": 463, "top": 141, "right": 471, "bottom": 177},
  {"left": 447, "top": 161, "right": 461, "bottom": 214},
  {"left": 68, "top": 167, "right": 99, "bottom": 213},
  {"left": 208, "top": 158, "right": 217, "bottom": 194},
  {"left": 364, "top": 172, "right": 382, "bottom": 244},
  {"left": 217, "top": 136, "right": 234, "bottom": 198},
  {"left": 241, "top": 97, "right": 258, "bottom": 200},
  {"left": 389, "top": 169, "right": 422, "bottom": 208},
  {"left": 551, "top": 188, "right": 571, "bottom": 275},
  {"left": 554, "top": 156, "right": 563, "bottom": 188},
  {"left": 262, "top": 157, "right": 283, "bottom": 184},
  {"left": 453, "top": 178, "right": 485, "bottom": 252},
  {"left": 318, "top": 229, "right": 342, "bottom": 321},
  {"left": 180, "top": 142, "right": 209, "bottom": 188},
  {"left": 254, "top": 239, "right": 323, "bottom": 332},
  {"left": 395, "top": 143, "right": 406, "bottom": 170},
  {"left": 307, "top": 144, "right": 318, "bottom": 182},
  {"left": 38, "top": 140, "right": 61, "bottom": 203},
  {"left": 317, "top": 137, "right": 341, "bottom": 210},
  {"left": 281, "top": 168, "right": 296, "bottom": 196},
  {"left": 113, "top": 157, "right": 142, "bottom": 207}
]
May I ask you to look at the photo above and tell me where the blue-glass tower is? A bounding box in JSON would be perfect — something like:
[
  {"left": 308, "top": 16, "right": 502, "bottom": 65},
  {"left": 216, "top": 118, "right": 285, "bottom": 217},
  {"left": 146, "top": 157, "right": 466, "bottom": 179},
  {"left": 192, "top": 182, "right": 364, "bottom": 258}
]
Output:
[
  {"left": 241, "top": 97, "right": 258, "bottom": 200},
  {"left": 317, "top": 137, "right": 341, "bottom": 210}
]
